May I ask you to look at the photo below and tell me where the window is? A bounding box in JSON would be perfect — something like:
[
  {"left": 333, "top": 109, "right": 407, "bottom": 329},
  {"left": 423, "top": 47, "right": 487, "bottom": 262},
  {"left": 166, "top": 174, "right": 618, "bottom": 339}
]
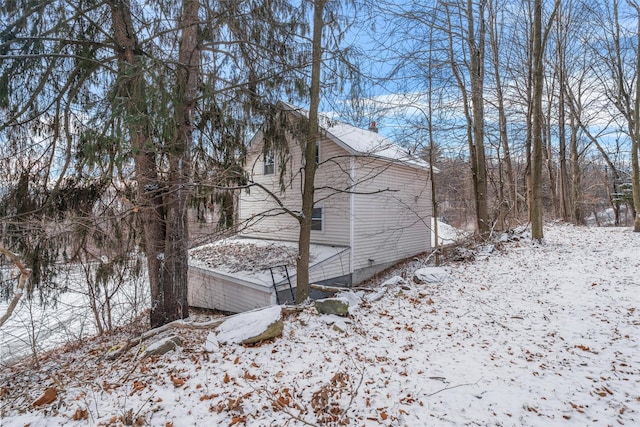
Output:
[
  {"left": 264, "top": 151, "right": 274, "bottom": 175},
  {"left": 311, "top": 207, "right": 323, "bottom": 231}
]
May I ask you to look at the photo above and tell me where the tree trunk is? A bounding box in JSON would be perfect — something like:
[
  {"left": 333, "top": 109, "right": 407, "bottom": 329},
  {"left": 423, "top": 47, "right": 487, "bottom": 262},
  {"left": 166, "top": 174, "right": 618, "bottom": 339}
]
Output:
[
  {"left": 569, "top": 115, "right": 583, "bottom": 224},
  {"left": 633, "top": 5, "right": 640, "bottom": 231},
  {"left": 467, "top": 0, "right": 490, "bottom": 236},
  {"left": 109, "top": 0, "right": 167, "bottom": 326},
  {"left": 488, "top": 0, "right": 516, "bottom": 230},
  {"left": 157, "top": 0, "right": 199, "bottom": 324},
  {"left": 531, "top": 0, "right": 544, "bottom": 241},
  {"left": 110, "top": 0, "right": 196, "bottom": 326},
  {"left": 296, "top": 0, "right": 324, "bottom": 303},
  {"left": 557, "top": 19, "right": 571, "bottom": 221}
]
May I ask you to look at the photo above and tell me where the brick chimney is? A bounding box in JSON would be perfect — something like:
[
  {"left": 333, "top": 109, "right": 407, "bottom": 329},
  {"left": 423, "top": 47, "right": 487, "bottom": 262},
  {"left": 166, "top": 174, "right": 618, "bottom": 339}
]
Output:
[{"left": 368, "top": 121, "right": 378, "bottom": 133}]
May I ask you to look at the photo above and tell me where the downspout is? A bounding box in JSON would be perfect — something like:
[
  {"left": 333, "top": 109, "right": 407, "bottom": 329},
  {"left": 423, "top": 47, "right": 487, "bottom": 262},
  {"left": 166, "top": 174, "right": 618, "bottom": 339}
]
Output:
[{"left": 349, "top": 156, "right": 355, "bottom": 282}]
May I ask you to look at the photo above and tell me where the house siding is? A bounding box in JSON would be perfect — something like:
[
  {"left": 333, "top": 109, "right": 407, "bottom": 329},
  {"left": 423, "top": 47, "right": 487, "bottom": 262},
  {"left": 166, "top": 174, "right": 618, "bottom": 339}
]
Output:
[
  {"left": 351, "top": 157, "right": 431, "bottom": 282},
  {"left": 307, "top": 247, "right": 351, "bottom": 285},
  {"left": 188, "top": 265, "right": 274, "bottom": 313},
  {"left": 239, "top": 130, "right": 351, "bottom": 247}
]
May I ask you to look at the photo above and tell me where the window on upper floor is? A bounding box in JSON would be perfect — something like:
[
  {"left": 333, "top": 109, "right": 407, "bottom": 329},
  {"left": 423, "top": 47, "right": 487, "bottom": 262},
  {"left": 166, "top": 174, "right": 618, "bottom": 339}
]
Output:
[{"left": 264, "top": 150, "right": 275, "bottom": 175}]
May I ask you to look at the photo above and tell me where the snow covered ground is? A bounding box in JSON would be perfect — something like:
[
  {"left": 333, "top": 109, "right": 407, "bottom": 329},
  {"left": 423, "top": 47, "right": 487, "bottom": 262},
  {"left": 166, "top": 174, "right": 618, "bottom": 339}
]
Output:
[
  {"left": 1, "top": 223, "right": 639, "bottom": 426},
  {"left": 0, "top": 266, "right": 149, "bottom": 365}
]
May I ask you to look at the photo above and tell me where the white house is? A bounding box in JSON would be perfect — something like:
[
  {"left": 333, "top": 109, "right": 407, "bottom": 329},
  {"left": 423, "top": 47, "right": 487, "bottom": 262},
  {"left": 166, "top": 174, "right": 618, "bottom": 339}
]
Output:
[{"left": 188, "top": 103, "right": 433, "bottom": 313}]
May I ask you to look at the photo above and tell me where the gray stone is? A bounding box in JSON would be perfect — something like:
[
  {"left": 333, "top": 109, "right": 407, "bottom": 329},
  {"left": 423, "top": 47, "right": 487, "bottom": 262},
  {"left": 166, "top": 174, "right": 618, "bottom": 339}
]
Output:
[
  {"left": 241, "top": 318, "right": 284, "bottom": 345},
  {"left": 141, "top": 335, "right": 183, "bottom": 358},
  {"left": 216, "top": 305, "right": 284, "bottom": 345},
  {"left": 314, "top": 298, "right": 349, "bottom": 316},
  {"left": 413, "top": 267, "right": 451, "bottom": 284}
]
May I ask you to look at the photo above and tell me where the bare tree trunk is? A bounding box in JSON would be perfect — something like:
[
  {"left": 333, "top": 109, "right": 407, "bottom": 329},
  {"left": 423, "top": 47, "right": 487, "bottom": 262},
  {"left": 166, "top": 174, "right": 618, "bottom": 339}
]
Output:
[
  {"left": 569, "top": 115, "right": 583, "bottom": 224},
  {"left": 488, "top": 0, "right": 515, "bottom": 230},
  {"left": 109, "top": 0, "right": 167, "bottom": 327},
  {"left": 467, "top": 0, "right": 490, "bottom": 236},
  {"left": 531, "top": 0, "right": 561, "bottom": 241},
  {"left": 296, "top": 0, "right": 324, "bottom": 303},
  {"left": 110, "top": 0, "right": 196, "bottom": 326},
  {"left": 544, "top": 94, "right": 559, "bottom": 217},
  {"left": 632, "top": 2, "right": 640, "bottom": 231},
  {"left": 158, "top": 0, "right": 199, "bottom": 324},
  {"left": 531, "top": 0, "right": 545, "bottom": 241},
  {"left": 556, "top": 10, "right": 571, "bottom": 221}
]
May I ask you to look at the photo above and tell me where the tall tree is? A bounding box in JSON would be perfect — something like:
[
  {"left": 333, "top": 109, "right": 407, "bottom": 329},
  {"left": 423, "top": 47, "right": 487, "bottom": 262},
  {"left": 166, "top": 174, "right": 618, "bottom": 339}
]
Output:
[
  {"left": 466, "top": 0, "right": 490, "bottom": 236},
  {"left": 487, "top": 0, "right": 517, "bottom": 229},
  {"left": 442, "top": 0, "right": 490, "bottom": 235},
  {"left": 530, "top": 0, "right": 560, "bottom": 241},
  {"left": 1, "top": 0, "right": 308, "bottom": 327},
  {"left": 295, "top": 0, "right": 325, "bottom": 303}
]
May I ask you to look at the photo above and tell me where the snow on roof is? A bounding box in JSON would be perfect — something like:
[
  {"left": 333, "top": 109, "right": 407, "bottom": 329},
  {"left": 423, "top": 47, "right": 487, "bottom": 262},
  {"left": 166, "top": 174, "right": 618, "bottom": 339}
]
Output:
[
  {"left": 189, "top": 237, "right": 349, "bottom": 288},
  {"left": 279, "top": 102, "right": 431, "bottom": 170}
]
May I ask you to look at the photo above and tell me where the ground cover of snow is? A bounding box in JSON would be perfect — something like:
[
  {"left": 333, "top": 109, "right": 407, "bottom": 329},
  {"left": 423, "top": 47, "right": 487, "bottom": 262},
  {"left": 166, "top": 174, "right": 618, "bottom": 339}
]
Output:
[
  {"left": 1, "top": 223, "right": 639, "bottom": 426},
  {"left": 0, "top": 267, "right": 149, "bottom": 365}
]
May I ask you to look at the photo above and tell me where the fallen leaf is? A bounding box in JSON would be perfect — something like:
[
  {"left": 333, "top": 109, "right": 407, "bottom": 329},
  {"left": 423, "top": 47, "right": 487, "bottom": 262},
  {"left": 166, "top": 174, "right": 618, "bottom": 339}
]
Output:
[
  {"left": 72, "top": 408, "right": 88, "bottom": 420},
  {"left": 130, "top": 381, "right": 145, "bottom": 396},
  {"left": 32, "top": 388, "right": 57, "bottom": 406},
  {"left": 230, "top": 415, "right": 246, "bottom": 425},
  {"left": 200, "top": 393, "right": 219, "bottom": 401},
  {"left": 171, "top": 376, "right": 187, "bottom": 387},
  {"left": 223, "top": 373, "right": 231, "bottom": 383}
]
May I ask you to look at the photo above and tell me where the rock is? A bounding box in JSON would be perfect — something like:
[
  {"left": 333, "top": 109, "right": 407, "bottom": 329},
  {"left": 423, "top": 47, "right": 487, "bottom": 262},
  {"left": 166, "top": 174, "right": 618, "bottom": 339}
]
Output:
[
  {"left": 141, "top": 335, "right": 183, "bottom": 359},
  {"left": 451, "top": 247, "right": 475, "bottom": 262},
  {"left": 381, "top": 276, "right": 406, "bottom": 287},
  {"left": 320, "top": 314, "right": 353, "bottom": 333},
  {"left": 216, "top": 306, "right": 283, "bottom": 345},
  {"left": 314, "top": 298, "right": 349, "bottom": 316},
  {"left": 413, "top": 267, "right": 450, "bottom": 284}
]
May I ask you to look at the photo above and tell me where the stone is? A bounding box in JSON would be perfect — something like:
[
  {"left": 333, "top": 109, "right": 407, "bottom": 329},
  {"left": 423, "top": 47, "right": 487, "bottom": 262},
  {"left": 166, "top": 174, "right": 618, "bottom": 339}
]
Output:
[
  {"left": 314, "top": 298, "right": 349, "bottom": 316},
  {"left": 141, "top": 335, "right": 183, "bottom": 359},
  {"left": 413, "top": 267, "right": 450, "bottom": 284},
  {"left": 216, "top": 305, "right": 283, "bottom": 345}
]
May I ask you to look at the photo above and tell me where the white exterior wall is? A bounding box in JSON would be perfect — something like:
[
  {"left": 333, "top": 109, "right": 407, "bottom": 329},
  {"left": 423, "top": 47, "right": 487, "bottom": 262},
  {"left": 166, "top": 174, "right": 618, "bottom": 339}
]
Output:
[
  {"left": 239, "top": 130, "right": 351, "bottom": 247},
  {"left": 188, "top": 266, "right": 274, "bottom": 313},
  {"left": 307, "top": 247, "right": 351, "bottom": 284},
  {"left": 351, "top": 157, "right": 432, "bottom": 281}
]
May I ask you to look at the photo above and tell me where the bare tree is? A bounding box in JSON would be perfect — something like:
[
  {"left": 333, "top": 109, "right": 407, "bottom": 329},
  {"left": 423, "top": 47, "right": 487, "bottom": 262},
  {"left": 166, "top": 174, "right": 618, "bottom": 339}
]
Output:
[{"left": 530, "top": 0, "right": 560, "bottom": 242}]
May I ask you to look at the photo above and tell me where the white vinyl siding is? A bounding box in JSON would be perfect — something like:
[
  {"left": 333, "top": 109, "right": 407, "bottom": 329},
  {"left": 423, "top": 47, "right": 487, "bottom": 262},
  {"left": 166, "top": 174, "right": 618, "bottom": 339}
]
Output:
[
  {"left": 240, "top": 131, "right": 351, "bottom": 246},
  {"left": 188, "top": 266, "right": 275, "bottom": 313},
  {"left": 351, "top": 158, "right": 431, "bottom": 276}
]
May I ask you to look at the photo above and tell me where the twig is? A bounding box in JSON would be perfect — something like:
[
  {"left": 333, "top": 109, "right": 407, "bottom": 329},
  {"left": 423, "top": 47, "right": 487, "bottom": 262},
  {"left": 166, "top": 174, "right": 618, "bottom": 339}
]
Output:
[
  {"left": 426, "top": 377, "right": 483, "bottom": 397},
  {"left": 310, "top": 283, "right": 376, "bottom": 293}
]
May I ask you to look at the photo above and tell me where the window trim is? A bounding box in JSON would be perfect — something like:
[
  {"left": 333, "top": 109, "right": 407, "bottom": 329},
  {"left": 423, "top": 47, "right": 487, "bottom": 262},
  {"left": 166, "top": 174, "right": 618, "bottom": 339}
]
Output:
[
  {"left": 311, "top": 206, "right": 324, "bottom": 232},
  {"left": 263, "top": 150, "right": 275, "bottom": 175}
]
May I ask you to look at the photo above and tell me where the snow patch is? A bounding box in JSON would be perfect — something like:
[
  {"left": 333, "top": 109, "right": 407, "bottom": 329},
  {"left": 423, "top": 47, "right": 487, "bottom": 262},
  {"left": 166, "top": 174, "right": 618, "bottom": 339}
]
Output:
[
  {"left": 214, "top": 305, "right": 282, "bottom": 345},
  {"left": 413, "top": 267, "right": 450, "bottom": 284}
]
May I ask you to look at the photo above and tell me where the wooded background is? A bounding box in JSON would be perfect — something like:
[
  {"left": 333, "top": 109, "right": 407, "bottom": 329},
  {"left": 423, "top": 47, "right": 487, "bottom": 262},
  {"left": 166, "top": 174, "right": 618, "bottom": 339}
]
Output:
[{"left": 1, "top": 0, "right": 639, "bottom": 330}]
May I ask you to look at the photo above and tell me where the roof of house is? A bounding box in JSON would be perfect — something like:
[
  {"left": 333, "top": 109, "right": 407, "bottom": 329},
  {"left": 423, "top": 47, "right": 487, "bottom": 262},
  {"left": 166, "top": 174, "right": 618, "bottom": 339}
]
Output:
[{"left": 278, "top": 102, "right": 431, "bottom": 170}]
